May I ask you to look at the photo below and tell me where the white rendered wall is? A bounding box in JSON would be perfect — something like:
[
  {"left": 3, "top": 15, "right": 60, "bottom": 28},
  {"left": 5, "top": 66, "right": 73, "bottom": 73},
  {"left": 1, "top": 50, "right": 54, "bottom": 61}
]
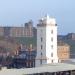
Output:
[
  {"left": 46, "top": 25, "right": 58, "bottom": 63},
  {"left": 35, "top": 27, "right": 47, "bottom": 67},
  {"left": 35, "top": 16, "right": 58, "bottom": 67}
]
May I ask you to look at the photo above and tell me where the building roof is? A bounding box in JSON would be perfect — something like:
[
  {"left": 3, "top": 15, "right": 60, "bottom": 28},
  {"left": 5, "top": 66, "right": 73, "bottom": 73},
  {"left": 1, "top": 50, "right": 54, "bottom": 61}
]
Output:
[
  {"left": 0, "top": 63, "right": 75, "bottom": 75},
  {"left": 58, "top": 40, "right": 69, "bottom": 46},
  {"left": 38, "top": 15, "right": 56, "bottom": 26}
]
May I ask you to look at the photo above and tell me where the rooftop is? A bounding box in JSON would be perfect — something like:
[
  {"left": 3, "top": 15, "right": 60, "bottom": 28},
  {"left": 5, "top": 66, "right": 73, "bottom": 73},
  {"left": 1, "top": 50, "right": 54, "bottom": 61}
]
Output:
[
  {"left": 58, "top": 40, "right": 69, "bottom": 46},
  {"left": 38, "top": 15, "right": 56, "bottom": 26},
  {"left": 0, "top": 63, "right": 75, "bottom": 75}
]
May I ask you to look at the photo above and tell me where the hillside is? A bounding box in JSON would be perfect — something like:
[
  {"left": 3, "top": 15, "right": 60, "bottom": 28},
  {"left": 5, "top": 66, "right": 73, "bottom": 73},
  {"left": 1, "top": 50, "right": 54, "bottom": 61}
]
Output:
[
  {"left": 14, "top": 37, "right": 37, "bottom": 48},
  {"left": 0, "top": 37, "right": 18, "bottom": 53}
]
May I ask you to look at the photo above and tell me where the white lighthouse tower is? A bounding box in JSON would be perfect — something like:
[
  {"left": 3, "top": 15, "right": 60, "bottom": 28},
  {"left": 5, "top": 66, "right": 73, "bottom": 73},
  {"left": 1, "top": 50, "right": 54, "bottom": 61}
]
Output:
[{"left": 35, "top": 15, "right": 58, "bottom": 67}]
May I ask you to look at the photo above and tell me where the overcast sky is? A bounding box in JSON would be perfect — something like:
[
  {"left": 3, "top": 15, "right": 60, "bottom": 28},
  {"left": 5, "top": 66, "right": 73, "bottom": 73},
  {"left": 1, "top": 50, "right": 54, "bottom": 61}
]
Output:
[{"left": 0, "top": 0, "right": 75, "bottom": 35}]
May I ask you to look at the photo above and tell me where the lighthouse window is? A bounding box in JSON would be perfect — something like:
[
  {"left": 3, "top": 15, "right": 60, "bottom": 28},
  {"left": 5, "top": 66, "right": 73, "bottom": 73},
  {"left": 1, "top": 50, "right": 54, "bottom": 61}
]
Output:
[
  {"left": 40, "top": 59, "right": 42, "bottom": 65},
  {"left": 52, "top": 60, "right": 53, "bottom": 63},
  {"left": 51, "top": 30, "right": 53, "bottom": 34},
  {"left": 41, "top": 37, "right": 43, "bottom": 42},
  {"left": 40, "top": 52, "right": 42, "bottom": 64},
  {"left": 41, "top": 45, "right": 43, "bottom": 50},
  {"left": 51, "top": 53, "right": 53, "bottom": 57},
  {"left": 51, "top": 45, "right": 53, "bottom": 49},
  {"left": 41, "top": 52, "right": 42, "bottom": 56},
  {"left": 51, "top": 37, "right": 53, "bottom": 42}
]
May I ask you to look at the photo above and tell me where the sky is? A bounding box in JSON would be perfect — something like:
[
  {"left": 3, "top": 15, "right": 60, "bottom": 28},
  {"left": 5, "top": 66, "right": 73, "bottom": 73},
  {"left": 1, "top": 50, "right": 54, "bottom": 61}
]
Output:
[{"left": 0, "top": 0, "right": 75, "bottom": 35}]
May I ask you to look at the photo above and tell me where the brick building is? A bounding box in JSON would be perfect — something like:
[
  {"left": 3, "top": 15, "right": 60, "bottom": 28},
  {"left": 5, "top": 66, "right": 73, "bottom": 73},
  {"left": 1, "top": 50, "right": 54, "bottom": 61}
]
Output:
[
  {"left": 57, "top": 40, "right": 70, "bottom": 62},
  {"left": 0, "top": 20, "right": 33, "bottom": 37}
]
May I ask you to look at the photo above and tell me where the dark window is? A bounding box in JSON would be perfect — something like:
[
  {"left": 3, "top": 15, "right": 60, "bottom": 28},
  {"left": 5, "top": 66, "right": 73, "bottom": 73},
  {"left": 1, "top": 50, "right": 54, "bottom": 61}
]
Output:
[
  {"left": 40, "top": 59, "right": 42, "bottom": 64},
  {"left": 41, "top": 52, "right": 42, "bottom": 56},
  {"left": 51, "top": 53, "right": 53, "bottom": 57},
  {"left": 41, "top": 45, "right": 43, "bottom": 50},
  {"left": 51, "top": 45, "right": 53, "bottom": 49},
  {"left": 40, "top": 52, "right": 42, "bottom": 64},
  {"left": 41, "top": 37, "right": 43, "bottom": 42},
  {"left": 52, "top": 60, "right": 53, "bottom": 63},
  {"left": 51, "top": 37, "right": 53, "bottom": 42},
  {"left": 51, "top": 30, "right": 53, "bottom": 34}
]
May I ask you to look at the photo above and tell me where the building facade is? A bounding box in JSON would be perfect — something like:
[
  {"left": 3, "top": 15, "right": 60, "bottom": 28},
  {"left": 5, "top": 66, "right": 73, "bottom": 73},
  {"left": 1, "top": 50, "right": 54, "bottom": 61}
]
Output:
[
  {"left": 57, "top": 40, "right": 70, "bottom": 62},
  {"left": 10, "top": 48, "right": 36, "bottom": 68},
  {"left": 35, "top": 15, "right": 58, "bottom": 67},
  {"left": 0, "top": 21, "right": 33, "bottom": 37}
]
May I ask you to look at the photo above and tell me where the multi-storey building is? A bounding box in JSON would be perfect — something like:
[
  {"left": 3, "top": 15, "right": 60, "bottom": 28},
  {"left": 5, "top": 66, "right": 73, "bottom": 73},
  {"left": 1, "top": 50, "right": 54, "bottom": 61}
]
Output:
[
  {"left": 57, "top": 40, "right": 70, "bottom": 62},
  {"left": 0, "top": 27, "right": 4, "bottom": 36},
  {"left": 0, "top": 20, "right": 33, "bottom": 37}
]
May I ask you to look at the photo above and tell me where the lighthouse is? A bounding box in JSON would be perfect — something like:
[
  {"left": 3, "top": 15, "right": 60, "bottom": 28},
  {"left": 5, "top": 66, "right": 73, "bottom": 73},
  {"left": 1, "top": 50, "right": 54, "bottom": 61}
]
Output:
[{"left": 35, "top": 15, "right": 58, "bottom": 67}]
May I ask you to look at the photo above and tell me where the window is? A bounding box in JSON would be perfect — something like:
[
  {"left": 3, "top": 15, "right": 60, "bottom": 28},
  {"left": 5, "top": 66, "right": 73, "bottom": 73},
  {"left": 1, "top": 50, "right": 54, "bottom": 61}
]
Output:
[
  {"left": 51, "top": 45, "right": 53, "bottom": 49},
  {"left": 55, "top": 24, "right": 57, "bottom": 26},
  {"left": 51, "top": 53, "right": 53, "bottom": 57},
  {"left": 41, "top": 37, "right": 43, "bottom": 42},
  {"left": 41, "top": 52, "right": 42, "bottom": 56},
  {"left": 40, "top": 59, "right": 42, "bottom": 65},
  {"left": 51, "top": 30, "right": 53, "bottom": 34},
  {"left": 41, "top": 45, "right": 43, "bottom": 50},
  {"left": 40, "top": 52, "right": 42, "bottom": 64},
  {"left": 52, "top": 60, "right": 53, "bottom": 63},
  {"left": 51, "top": 37, "right": 53, "bottom": 42}
]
